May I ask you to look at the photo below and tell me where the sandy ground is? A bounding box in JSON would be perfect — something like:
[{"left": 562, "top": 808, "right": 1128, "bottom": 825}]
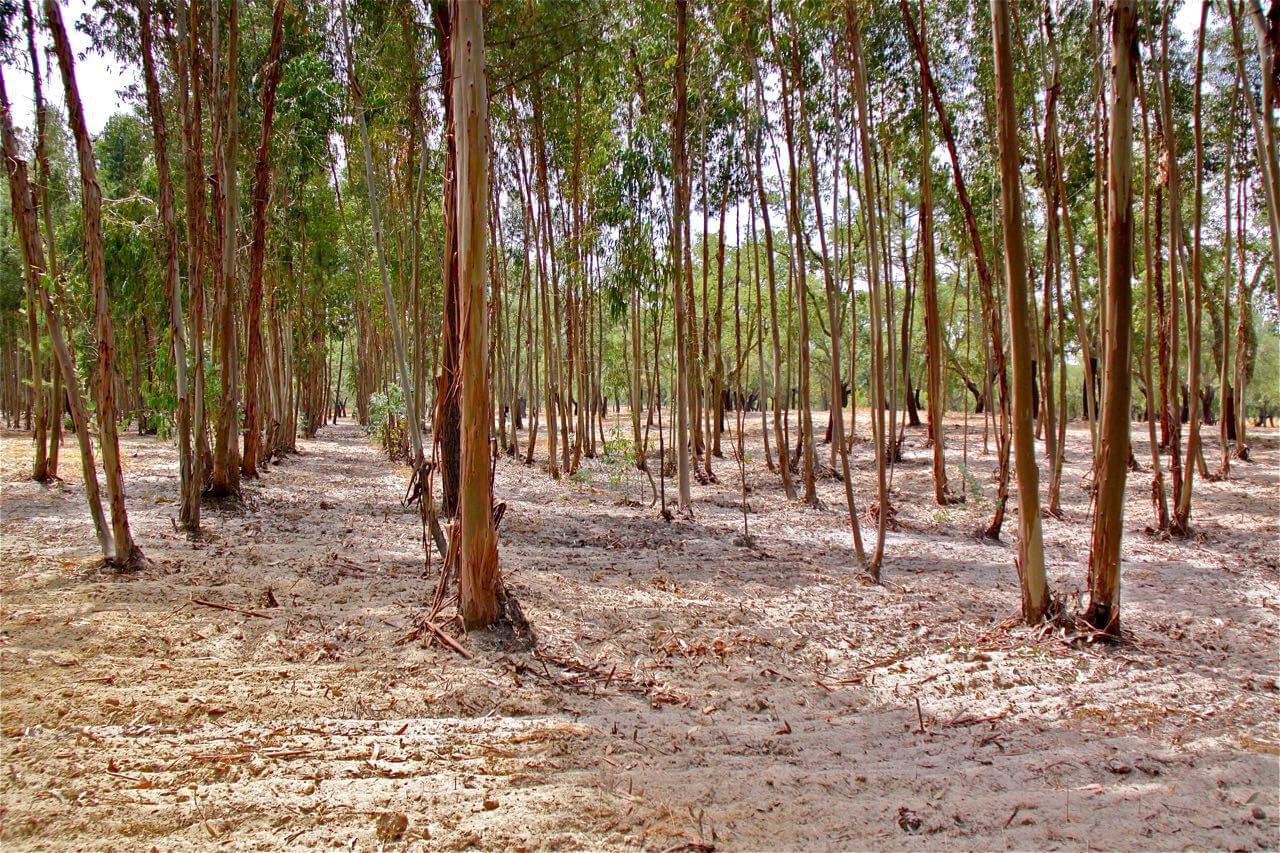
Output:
[{"left": 0, "top": 410, "right": 1277, "bottom": 851}]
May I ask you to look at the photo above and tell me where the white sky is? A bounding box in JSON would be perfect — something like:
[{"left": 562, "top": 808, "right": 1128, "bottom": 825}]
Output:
[
  {"left": 4, "top": 0, "right": 137, "bottom": 137},
  {"left": 3, "top": 1, "right": 1205, "bottom": 150}
]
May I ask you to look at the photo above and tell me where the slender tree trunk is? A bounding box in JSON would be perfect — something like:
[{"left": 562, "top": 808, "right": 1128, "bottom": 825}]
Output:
[
  {"left": 1218, "top": 84, "right": 1239, "bottom": 478},
  {"left": 848, "top": 3, "right": 888, "bottom": 578},
  {"left": 1173, "top": 3, "right": 1210, "bottom": 535},
  {"left": 242, "top": 0, "right": 286, "bottom": 477},
  {"left": 47, "top": 0, "right": 143, "bottom": 566},
  {"left": 905, "top": 0, "right": 953, "bottom": 505},
  {"left": 903, "top": 6, "right": 1013, "bottom": 539},
  {"left": 1139, "top": 63, "right": 1170, "bottom": 530},
  {"left": 207, "top": 0, "right": 242, "bottom": 497},
  {"left": 139, "top": 0, "right": 196, "bottom": 525},
  {"left": 1086, "top": 0, "right": 1138, "bottom": 636},
  {"left": 24, "top": 0, "right": 62, "bottom": 478},
  {"left": 991, "top": 0, "right": 1048, "bottom": 623},
  {"left": 2, "top": 68, "right": 114, "bottom": 558},
  {"left": 752, "top": 63, "right": 792, "bottom": 497},
  {"left": 1245, "top": 0, "right": 1280, "bottom": 302},
  {"left": 672, "top": 0, "right": 692, "bottom": 510},
  {"left": 1157, "top": 18, "right": 1183, "bottom": 531}
]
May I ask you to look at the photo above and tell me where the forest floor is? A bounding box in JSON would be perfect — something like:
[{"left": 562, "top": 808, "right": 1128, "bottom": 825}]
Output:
[{"left": 0, "top": 412, "right": 1277, "bottom": 851}]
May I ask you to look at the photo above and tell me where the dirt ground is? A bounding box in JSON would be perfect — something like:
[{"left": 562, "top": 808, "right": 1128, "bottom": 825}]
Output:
[{"left": 0, "top": 410, "right": 1277, "bottom": 851}]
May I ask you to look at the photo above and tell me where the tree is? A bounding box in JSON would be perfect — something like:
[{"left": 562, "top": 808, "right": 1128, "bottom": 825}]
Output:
[
  {"left": 138, "top": 0, "right": 196, "bottom": 528},
  {"left": 904, "top": 0, "right": 957, "bottom": 507},
  {"left": 46, "top": 0, "right": 144, "bottom": 568},
  {"left": 208, "top": 0, "right": 242, "bottom": 498},
  {"left": 242, "top": 0, "right": 288, "bottom": 477},
  {"left": 672, "top": 0, "right": 693, "bottom": 511},
  {"left": 453, "top": 0, "right": 501, "bottom": 629},
  {"left": 990, "top": 0, "right": 1049, "bottom": 623},
  {"left": 0, "top": 66, "right": 113, "bottom": 559},
  {"left": 1086, "top": 0, "right": 1139, "bottom": 637}
]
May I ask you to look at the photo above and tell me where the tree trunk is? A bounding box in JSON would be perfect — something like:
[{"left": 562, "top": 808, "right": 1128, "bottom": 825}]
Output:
[
  {"left": 47, "top": 0, "right": 142, "bottom": 566},
  {"left": 1173, "top": 3, "right": 1210, "bottom": 536},
  {"left": 242, "top": 0, "right": 287, "bottom": 477},
  {"left": 139, "top": 0, "right": 196, "bottom": 526},
  {"left": 903, "top": 0, "right": 953, "bottom": 505},
  {"left": 848, "top": 3, "right": 888, "bottom": 579},
  {"left": 453, "top": 0, "right": 500, "bottom": 629},
  {"left": 2, "top": 67, "right": 115, "bottom": 558},
  {"left": 991, "top": 0, "right": 1048, "bottom": 623},
  {"left": 903, "top": 5, "right": 1012, "bottom": 539},
  {"left": 1086, "top": 0, "right": 1138, "bottom": 637},
  {"left": 208, "top": 0, "right": 241, "bottom": 498},
  {"left": 672, "top": 0, "right": 693, "bottom": 510}
]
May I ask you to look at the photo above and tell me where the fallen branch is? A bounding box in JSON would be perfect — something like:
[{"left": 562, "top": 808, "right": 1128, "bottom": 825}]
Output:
[
  {"left": 423, "top": 620, "right": 472, "bottom": 659},
  {"left": 190, "top": 597, "right": 275, "bottom": 620}
]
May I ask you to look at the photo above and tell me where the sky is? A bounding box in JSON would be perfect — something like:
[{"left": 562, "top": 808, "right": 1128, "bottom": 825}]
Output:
[
  {"left": 4, "top": 0, "right": 137, "bottom": 137},
  {"left": 3, "top": 0, "right": 1207, "bottom": 143}
]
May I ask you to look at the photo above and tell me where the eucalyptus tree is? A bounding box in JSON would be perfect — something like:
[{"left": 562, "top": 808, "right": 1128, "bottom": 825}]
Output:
[
  {"left": 0, "top": 67, "right": 114, "bottom": 559},
  {"left": 453, "top": 0, "right": 501, "bottom": 629},
  {"left": 991, "top": 0, "right": 1049, "bottom": 623},
  {"left": 1086, "top": 0, "right": 1139, "bottom": 637},
  {"left": 45, "top": 0, "right": 144, "bottom": 567}
]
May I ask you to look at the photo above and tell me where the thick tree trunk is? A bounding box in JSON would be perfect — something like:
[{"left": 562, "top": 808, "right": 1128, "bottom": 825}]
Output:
[{"left": 453, "top": 0, "right": 500, "bottom": 630}]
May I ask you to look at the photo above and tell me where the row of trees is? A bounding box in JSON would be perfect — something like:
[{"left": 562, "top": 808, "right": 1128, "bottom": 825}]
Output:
[{"left": 2, "top": 0, "right": 1277, "bottom": 632}]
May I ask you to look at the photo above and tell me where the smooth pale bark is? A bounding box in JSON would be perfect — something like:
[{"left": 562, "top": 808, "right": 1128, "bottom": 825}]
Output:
[
  {"left": 991, "top": 0, "right": 1049, "bottom": 623},
  {"left": 1174, "top": 3, "right": 1210, "bottom": 536},
  {"left": 242, "top": 0, "right": 287, "bottom": 476},
  {"left": 453, "top": 0, "right": 500, "bottom": 629},
  {"left": 139, "top": 0, "right": 195, "bottom": 526},
  {"left": 1139, "top": 62, "right": 1170, "bottom": 530},
  {"left": 904, "top": 0, "right": 954, "bottom": 505},
  {"left": 1, "top": 67, "right": 113, "bottom": 558},
  {"left": 751, "top": 61, "right": 793, "bottom": 497},
  {"left": 1086, "top": 0, "right": 1138, "bottom": 637},
  {"left": 47, "top": 0, "right": 142, "bottom": 566},
  {"left": 848, "top": 2, "right": 888, "bottom": 579}
]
